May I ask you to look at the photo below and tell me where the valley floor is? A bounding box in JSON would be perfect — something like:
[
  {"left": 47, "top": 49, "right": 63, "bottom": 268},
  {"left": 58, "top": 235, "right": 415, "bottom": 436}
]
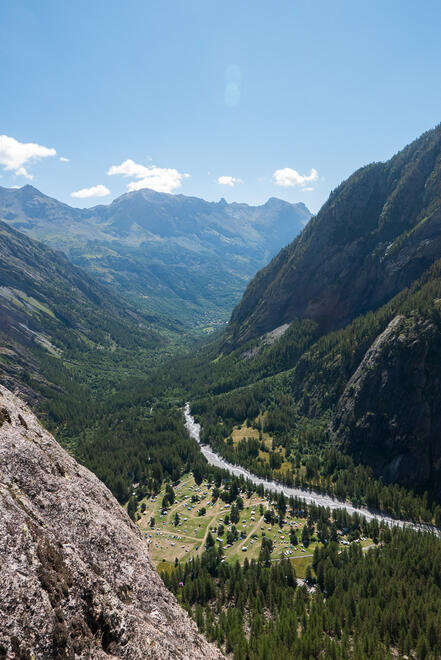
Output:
[
  {"left": 184, "top": 404, "right": 440, "bottom": 536},
  {"left": 137, "top": 473, "right": 372, "bottom": 577}
]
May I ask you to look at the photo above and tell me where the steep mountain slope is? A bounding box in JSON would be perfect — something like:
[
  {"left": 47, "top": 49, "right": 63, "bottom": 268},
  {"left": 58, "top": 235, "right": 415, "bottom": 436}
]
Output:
[
  {"left": 176, "top": 124, "right": 441, "bottom": 505},
  {"left": 0, "top": 384, "right": 222, "bottom": 659},
  {"left": 227, "top": 124, "right": 441, "bottom": 347},
  {"left": 0, "top": 220, "right": 160, "bottom": 409},
  {"left": 0, "top": 185, "right": 311, "bottom": 328},
  {"left": 183, "top": 258, "right": 441, "bottom": 509},
  {"left": 330, "top": 312, "right": 441, "bottom": 493}
]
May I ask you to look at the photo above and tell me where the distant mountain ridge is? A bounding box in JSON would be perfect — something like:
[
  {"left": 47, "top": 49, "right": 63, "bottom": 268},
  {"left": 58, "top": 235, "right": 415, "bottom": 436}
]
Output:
[
  {"left": 0, "top": 185, "right": 311, "bottom": 329},
  {"left": 226, "top": 123, "right": 441, "bottom": 347}
]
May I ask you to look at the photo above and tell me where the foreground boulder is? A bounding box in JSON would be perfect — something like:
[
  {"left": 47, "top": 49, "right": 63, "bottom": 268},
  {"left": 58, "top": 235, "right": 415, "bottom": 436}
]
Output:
[{"left": 0, "top": 385, "right": 223, "bottom": 659}]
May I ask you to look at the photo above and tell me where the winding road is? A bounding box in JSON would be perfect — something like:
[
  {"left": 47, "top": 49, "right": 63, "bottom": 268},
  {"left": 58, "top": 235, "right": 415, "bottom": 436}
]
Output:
[{"left": 184, "top": 403, "right": 439, "bottom": 535}]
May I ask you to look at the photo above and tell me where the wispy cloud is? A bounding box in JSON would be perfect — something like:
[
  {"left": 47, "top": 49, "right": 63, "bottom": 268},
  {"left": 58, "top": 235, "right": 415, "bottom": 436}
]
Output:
[
  {"left": 217, "top": 175, "right": 243, "bottom": 187},
  {"left": 273, "top": 167, "right": 318, "bottom": 189},
  {"left": 0, "top": 135, "right": 56, "bottom": 179},
  {"left": 107, "top": 159, "right": 189, "bottom": 193},
  {"left": 59, "top": 156, "right": 70, "bottom": 163},
  {"left": 71, "top": 184, "right": 110, "bottom": 199}
]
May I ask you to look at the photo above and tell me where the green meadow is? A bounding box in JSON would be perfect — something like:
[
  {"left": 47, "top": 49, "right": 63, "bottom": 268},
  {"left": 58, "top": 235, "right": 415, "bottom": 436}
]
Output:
[{"left": 137, "top": 473, "right": 372, "bottom": 578}]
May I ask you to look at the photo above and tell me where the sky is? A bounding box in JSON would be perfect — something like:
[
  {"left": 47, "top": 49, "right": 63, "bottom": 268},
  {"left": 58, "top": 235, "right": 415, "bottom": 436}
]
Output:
[{"left": 1, "top": 1, "right": 441, "bottom": 213}]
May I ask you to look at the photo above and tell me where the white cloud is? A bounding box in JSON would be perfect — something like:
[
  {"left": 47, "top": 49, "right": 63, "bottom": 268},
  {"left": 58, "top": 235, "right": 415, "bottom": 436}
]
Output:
[
  {"left": 273, "top": 167, "right": 318, "bottom": 189},
  {"left": 59, "top": 156, "right": 70, "bottom": 162},
  {"left": 107, "top": 159, "right": 149, "bottom": 179},
  {"left": 217, "top": 175, "right": 243, "bottom": 187},
  {"left": 107, "top": 158, "right": 189, "bottom": 193},
  {"left": 0, "top": 135, "right": 57, "bottom": 179},
  {"left": 71, "top": 184, "right": 110, "bottom": 199}
]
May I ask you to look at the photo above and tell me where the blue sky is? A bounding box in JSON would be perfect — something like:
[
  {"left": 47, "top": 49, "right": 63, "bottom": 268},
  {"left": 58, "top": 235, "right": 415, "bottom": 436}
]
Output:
[{"left": 1, "top": 1, "right": 441, "bottom": 213}]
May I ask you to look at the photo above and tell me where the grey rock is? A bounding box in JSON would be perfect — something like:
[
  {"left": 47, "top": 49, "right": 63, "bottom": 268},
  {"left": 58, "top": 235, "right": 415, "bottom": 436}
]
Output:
[
  {"left": 0, "top": 385, "right": 223, "bottom": 659},
  {"left": 330, "top": 314, "right": 441, "bottom": 494}
]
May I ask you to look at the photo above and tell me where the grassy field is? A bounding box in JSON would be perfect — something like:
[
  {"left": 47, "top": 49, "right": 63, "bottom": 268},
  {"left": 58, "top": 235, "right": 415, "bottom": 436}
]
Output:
[
  {"left": 136, "top": 473, "right": 372, "bottom": 577},
  {"left": 230, "top": 419, "right": 296, "bottom": 480}
]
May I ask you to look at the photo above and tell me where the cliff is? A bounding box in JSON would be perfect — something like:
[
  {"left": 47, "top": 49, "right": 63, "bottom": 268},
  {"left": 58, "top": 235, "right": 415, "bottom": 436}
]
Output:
[
  {"left": 0, "top": 384, "right": 223, "bottom": 659},
  {"left": 330, "top": 314, "right": 441, "bottom": 495}
]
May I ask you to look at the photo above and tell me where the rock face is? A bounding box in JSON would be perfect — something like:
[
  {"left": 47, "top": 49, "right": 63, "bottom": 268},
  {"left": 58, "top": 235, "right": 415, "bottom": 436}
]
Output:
[
  {"left": 330, "top": 315, "right": 441, "bottom": 495},
  {"left": 226, "top": 123, "right": 441, "bottom": 348},
  {"left": 0, "top": 385, "right": 223, "bottom": 659}
]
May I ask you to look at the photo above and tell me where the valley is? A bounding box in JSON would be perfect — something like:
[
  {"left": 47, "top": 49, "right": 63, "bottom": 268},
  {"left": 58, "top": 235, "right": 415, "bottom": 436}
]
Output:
[
  {"left": 3, "top": 124, "right": 441, "bottom": 659},
  {"left": 4, "top": 4, "right": 441, "bottom": 658},
  {"left": 137, "top": 472, "right": 375, "bottom": 576},
  {"left": 0, "top": 185, "right": 310, "bottom": 330}
]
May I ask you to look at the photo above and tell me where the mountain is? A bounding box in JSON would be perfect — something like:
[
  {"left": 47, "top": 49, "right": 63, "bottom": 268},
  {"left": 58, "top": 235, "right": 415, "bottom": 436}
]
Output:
[
  {"left": 226, "top": 124, "right": 441, "bottom": 347},
  {"left": 0, "top": 384, "right": 222, "bottom": 659},
  {"left": 0, "top": 219, "right": 160, "bottom": 414},
  {"left": 180, "top": 124, "right": 441, "bottom": 503},
  {"left": 0, "top": 185, "right": 311, "bottom": 329}
]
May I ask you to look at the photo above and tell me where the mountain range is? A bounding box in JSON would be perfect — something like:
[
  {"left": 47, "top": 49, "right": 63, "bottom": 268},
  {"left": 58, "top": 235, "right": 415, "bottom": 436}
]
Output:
[
  {"left": 3, "top": 124, "right": 441, "bottom": 658},
  {"left": 0, "top": 185, "right": 310, "bottom": 329},
  {"left": 3, "top": 125, "right": 441, "bottom": 499}
]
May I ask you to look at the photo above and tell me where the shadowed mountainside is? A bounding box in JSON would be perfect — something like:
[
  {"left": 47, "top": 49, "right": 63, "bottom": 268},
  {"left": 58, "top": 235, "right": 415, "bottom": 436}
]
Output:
[
  {"left": 226, "top": 123, "right": 441, "bottom": 347},
  {"left": 180, "top": 124, "right": 441, "bottom": 502}
]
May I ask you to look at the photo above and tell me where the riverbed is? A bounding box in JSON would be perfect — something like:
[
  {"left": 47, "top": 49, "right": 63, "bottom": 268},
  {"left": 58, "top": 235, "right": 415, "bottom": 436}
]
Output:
[{"left": 184, "top": 403, "right": 438, "bottom": 534}]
